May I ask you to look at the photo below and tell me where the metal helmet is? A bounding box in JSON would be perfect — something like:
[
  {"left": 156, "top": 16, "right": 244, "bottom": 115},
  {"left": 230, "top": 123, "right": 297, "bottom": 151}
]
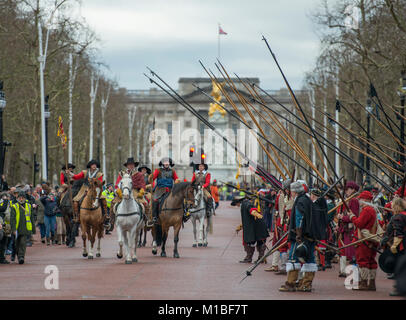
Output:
[{"left": 295, "top": 242, "right": 308, "bottom": 264}]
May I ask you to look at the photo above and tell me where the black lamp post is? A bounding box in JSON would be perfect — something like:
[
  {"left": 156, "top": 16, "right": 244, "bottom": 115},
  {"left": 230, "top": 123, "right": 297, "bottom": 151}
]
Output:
[
  {"left": 44, "top": 95, "right": 50, "bottom": 180},
  {"left": 97, "top": 121, "right": 101, "bottom": 163},
  {"left": 399, "top": 70, "right": 406, "bottom": 167},
  {"left": 0, "top": 81, "right": 6, "bottom": 189},
  {"left": 118, "top": 137, "right": 122, "bottom": 169},
  {"left": 365, "top": 99, "right": 373, "bottom": 184}
]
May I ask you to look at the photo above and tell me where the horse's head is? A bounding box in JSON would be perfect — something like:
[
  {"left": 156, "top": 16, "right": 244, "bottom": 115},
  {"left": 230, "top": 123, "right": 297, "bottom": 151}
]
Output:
[
  {"left": 87, "top": 178, "right": 103, "bottom": 208},
  {"left": 186, "top": 181, "right": 200, "bottom": 208},
  {"left": 119, "top": 171, "right": 133, "bottom": 200}
]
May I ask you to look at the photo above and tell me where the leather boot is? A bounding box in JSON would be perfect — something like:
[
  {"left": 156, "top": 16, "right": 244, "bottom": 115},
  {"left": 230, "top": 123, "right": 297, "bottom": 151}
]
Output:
[
  {"left": 368, "top": 269, "right": 376, "bottom": 291},
  {"left": 353, "top": 267, "right": 369, "bottom": 290},
  {"left": 279, "top": 270, "right": 299, "bottom": 292},
  {"left": 73, "top": 201, "right": 80, "bottom": 223},
  {"left": 239, "top": 244, "right": 255, "bottom": 263},
  {"left": 297, "top": 272, "right": 315, "bottom": 292},
  {"left": 100, "top": 198, "right": 108, "bottom": 225},
  {"left": 255, "top": 243, "right": 266, "bottom": 263},
  {"left": 46, "top": 238, "right": 50, "bottom": 246}
]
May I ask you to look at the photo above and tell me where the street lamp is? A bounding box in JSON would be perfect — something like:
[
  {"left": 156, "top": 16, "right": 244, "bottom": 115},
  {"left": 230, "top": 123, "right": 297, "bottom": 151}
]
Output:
[
  {"left": 365, "top": 99, "right": 373, "bottom": 184},
  {"left": 44, "top": 95, "right": 50, "bottom": 180},
  {"left": 0, "top": 81, "right": 6, "bottom": 189},
  {"left": 117, "top": 137, "right": 122, "bottom": 169},
  {"left": 97, "top": 121, "right": 101, "bottom": 162},
  {"left": 398, "top": 70, "right": 406, "bottom": 167}
]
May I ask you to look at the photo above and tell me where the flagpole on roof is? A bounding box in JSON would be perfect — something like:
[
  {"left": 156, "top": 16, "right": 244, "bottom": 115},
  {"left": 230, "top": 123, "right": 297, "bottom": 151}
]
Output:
[{"left": 218, "top": 23, "right": 220, "bottom": 60}]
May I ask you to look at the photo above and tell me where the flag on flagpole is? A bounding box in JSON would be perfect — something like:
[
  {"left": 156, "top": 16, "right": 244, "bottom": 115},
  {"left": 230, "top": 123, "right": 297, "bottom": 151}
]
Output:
[
  {"left": 57, "top": 116, "right": 67, "bottom": 149},
  {"left": 219, "top": 25, "right": 227, "bottom": 35}
]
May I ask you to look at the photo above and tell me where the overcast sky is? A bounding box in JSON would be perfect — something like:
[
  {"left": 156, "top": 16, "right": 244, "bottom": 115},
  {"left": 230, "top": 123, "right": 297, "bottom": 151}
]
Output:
[{"left": 78, "top": 0, "right": 334, "bottom": 91}]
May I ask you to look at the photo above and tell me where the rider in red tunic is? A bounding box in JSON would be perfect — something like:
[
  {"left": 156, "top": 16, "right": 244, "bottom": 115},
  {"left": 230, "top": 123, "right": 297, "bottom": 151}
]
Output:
[{"left": 190, "top": 162, "right": 213, "bottom": 217}]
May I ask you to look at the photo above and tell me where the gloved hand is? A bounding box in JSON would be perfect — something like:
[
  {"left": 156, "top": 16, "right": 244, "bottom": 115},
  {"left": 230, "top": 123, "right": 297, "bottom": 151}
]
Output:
[
  {"left": 235, "top": 224, "right": 242, "bottom": 233},
  {"left": 391, "top": 237, "right": 402, "bottom": 254},
  {"left": 251, "top": 210, "right": 263, "bottom": 219}
]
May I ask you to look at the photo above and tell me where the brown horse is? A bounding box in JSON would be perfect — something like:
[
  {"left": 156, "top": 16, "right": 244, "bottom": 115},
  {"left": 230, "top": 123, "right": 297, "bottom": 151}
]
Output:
[
  {"left": 80, "top": 178, "right": 104, "bottom": 259},
  {"left": 152, "top": 182, "right": 196, "bottom": 258}
]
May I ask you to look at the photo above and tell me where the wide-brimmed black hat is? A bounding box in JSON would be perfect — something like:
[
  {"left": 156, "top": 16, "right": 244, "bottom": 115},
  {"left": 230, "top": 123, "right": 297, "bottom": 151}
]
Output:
[
  {"left": 194, "top": 163, "right": 208, "bottom": 171},
  {"left": 138, "top": 165, "right": 152, "bottom": 174},
  {"left": 62, "top": 163, "right": 76, "bottom": 170},
  {"left": 378, "top": 248, "right": 398, "bottom": 274},
  {"left": 87, "top": 159, "right": 100, "bottom": 169},
  {"left": 159, "top": 157, "right": 174, "bottom": 167},
  {"left": 231, "top": 196, "right": 245, "bottom": 206},
  {"left": 123, "top": 157, "right": 139, "bottom": 167}
]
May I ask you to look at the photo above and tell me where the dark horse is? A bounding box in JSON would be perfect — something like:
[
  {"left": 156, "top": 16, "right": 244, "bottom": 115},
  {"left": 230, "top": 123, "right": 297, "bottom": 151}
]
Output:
[
  {"left": 152, "top": 182, "right": 196, "bottom": 258},
  {"left": 59, "top": 180, "right": 83, "bottom": 248}
]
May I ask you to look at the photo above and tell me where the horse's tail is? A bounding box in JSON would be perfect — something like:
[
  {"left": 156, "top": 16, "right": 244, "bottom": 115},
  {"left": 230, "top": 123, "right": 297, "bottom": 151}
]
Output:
[{"left": 155, "top": 224, "right": 162, "bottom": 246}]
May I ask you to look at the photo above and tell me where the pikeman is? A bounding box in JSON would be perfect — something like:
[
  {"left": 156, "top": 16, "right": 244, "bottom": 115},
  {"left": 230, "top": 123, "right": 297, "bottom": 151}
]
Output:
[
  {"left": 337, "top": 180, "right": 360, "bottom": 277},
  {"left": 58, "top": 163, "right": 75, "bottom": 204},
  {"left": 191, "top": 161, "right": 213, "bottom": 217},
  {"left": 232, "top": 195, "right": 268, "bottom": 264},
  {"left": 151, "top": 157, "right": 180, "bottom": 224},
  {"left": 68, "top": 159, "right": 107, "bottom": 226},
  {"left": 347, "top": 190, "right": 380, "bottom": 291},
  {"left": 279, "top": 180, "right": 318, "bottom": 293},
  {"left": 265, "top": 179, "right": 293, "bottom": 274},
  {"left": 380, "top": 197, "right": 406, "bottom": 296}
]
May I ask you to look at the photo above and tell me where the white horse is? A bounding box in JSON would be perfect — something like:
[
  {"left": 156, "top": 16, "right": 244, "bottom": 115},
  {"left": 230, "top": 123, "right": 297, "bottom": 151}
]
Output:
[
  {"left": 190, "top": 186, "right": 213, "bottom": 247},
  {"left": 115, "top": 172, "right": 145, "bottom": 264}
]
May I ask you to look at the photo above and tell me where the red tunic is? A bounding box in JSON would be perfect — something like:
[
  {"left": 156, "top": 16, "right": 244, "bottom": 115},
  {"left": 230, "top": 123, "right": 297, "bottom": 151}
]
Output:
[
  {"left": 60, "top": 172, "right": 67, "bottom": 185},
  {"left": 72, "top": 170, "right": 103, "bottom": 183},
  {"left": 191, "top": 172, "right": 211, "bottom": 188},
  {"left": 350, "top": 205, "right": 378, "bottom": 269}
]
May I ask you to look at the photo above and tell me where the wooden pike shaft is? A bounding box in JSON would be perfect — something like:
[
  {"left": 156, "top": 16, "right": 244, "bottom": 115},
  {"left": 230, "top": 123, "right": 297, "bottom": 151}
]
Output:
[
  {"left": 244, "top": 83, "right": 329, "bottom": 185},
  {"left": 328, "top": 192, "right": 359, "bottom": 214},
  {"left": 201, "top": 67, "right": 287, "bottom": 179},
  {"left": 310, "top": 117, "right": 402, "bottom": 177},
  {"left": 216, "top": 65, "right": 291, "bottom": 179}
]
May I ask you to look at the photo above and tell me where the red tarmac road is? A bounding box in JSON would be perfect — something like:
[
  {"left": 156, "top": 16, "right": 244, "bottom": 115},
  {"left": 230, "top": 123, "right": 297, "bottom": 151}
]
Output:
[{"left": 0, "top": 202, "right": 402, "bottom": 300}]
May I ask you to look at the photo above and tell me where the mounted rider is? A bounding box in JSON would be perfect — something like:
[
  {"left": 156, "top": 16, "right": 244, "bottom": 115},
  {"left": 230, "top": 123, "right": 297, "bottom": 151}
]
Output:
[
  {"left": 58, "top": 163, "right": 75, "bottom": 204},
  {"left": 102, "top": 183, "right": 115, "bottom": 234},
  {"left": 68, "top": 159, "right": 107, "bottom": 225},
  {"left": 191, "top": 161, "right": 213, "bottom": 217},
  {"left": 138, "top": 164, "right": 153, "bottom": 226},
  {"left": 151, "top": 157, "right": 180, "bottom": 224},
  {"left": 115, "top": 157, "right": 148, "bottom": 221}
]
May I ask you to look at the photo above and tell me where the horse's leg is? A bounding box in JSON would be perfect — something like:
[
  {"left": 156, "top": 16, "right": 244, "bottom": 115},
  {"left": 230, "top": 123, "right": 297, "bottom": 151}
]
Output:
[
  {"left": 152, "top": 226, "right": 158, "bottom": 255},
  {"left": 81, "top": 221, "right": 88, "bottom": 257},
  {"left": 123, "top": 230, "right": 131, "bottom": 264},
  {"left": 142, "top": 226, "right": 147, "bottom": 247},
  {"left": 203, "top": 216, "right": 210, "bottom": 247},
  {"left": 96, "top": 223, "right": 103, "bottom": 257},
  {"left": 116, "top": 224, "right": 123, "bottom": 259},
  {"left": 198, "top": 215, "right": 205, "bottom": 247},
  {"left": 132, "top": 222, "right": 141, "bottom": 262},
  {"left": 137, "top": 228, "right": 142, "bottom": 248},
  {"left": 173, "top": 223, "right": 182, "bottom": 258},
  {"left": 161, "top": 224, "right": 168, "bottom": 257},
  {"left": 88, "top": 226, "right": 95, "bottom": 259},
  {"left": 192, "top": 217, "right": 198, "bottom": 247}
]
